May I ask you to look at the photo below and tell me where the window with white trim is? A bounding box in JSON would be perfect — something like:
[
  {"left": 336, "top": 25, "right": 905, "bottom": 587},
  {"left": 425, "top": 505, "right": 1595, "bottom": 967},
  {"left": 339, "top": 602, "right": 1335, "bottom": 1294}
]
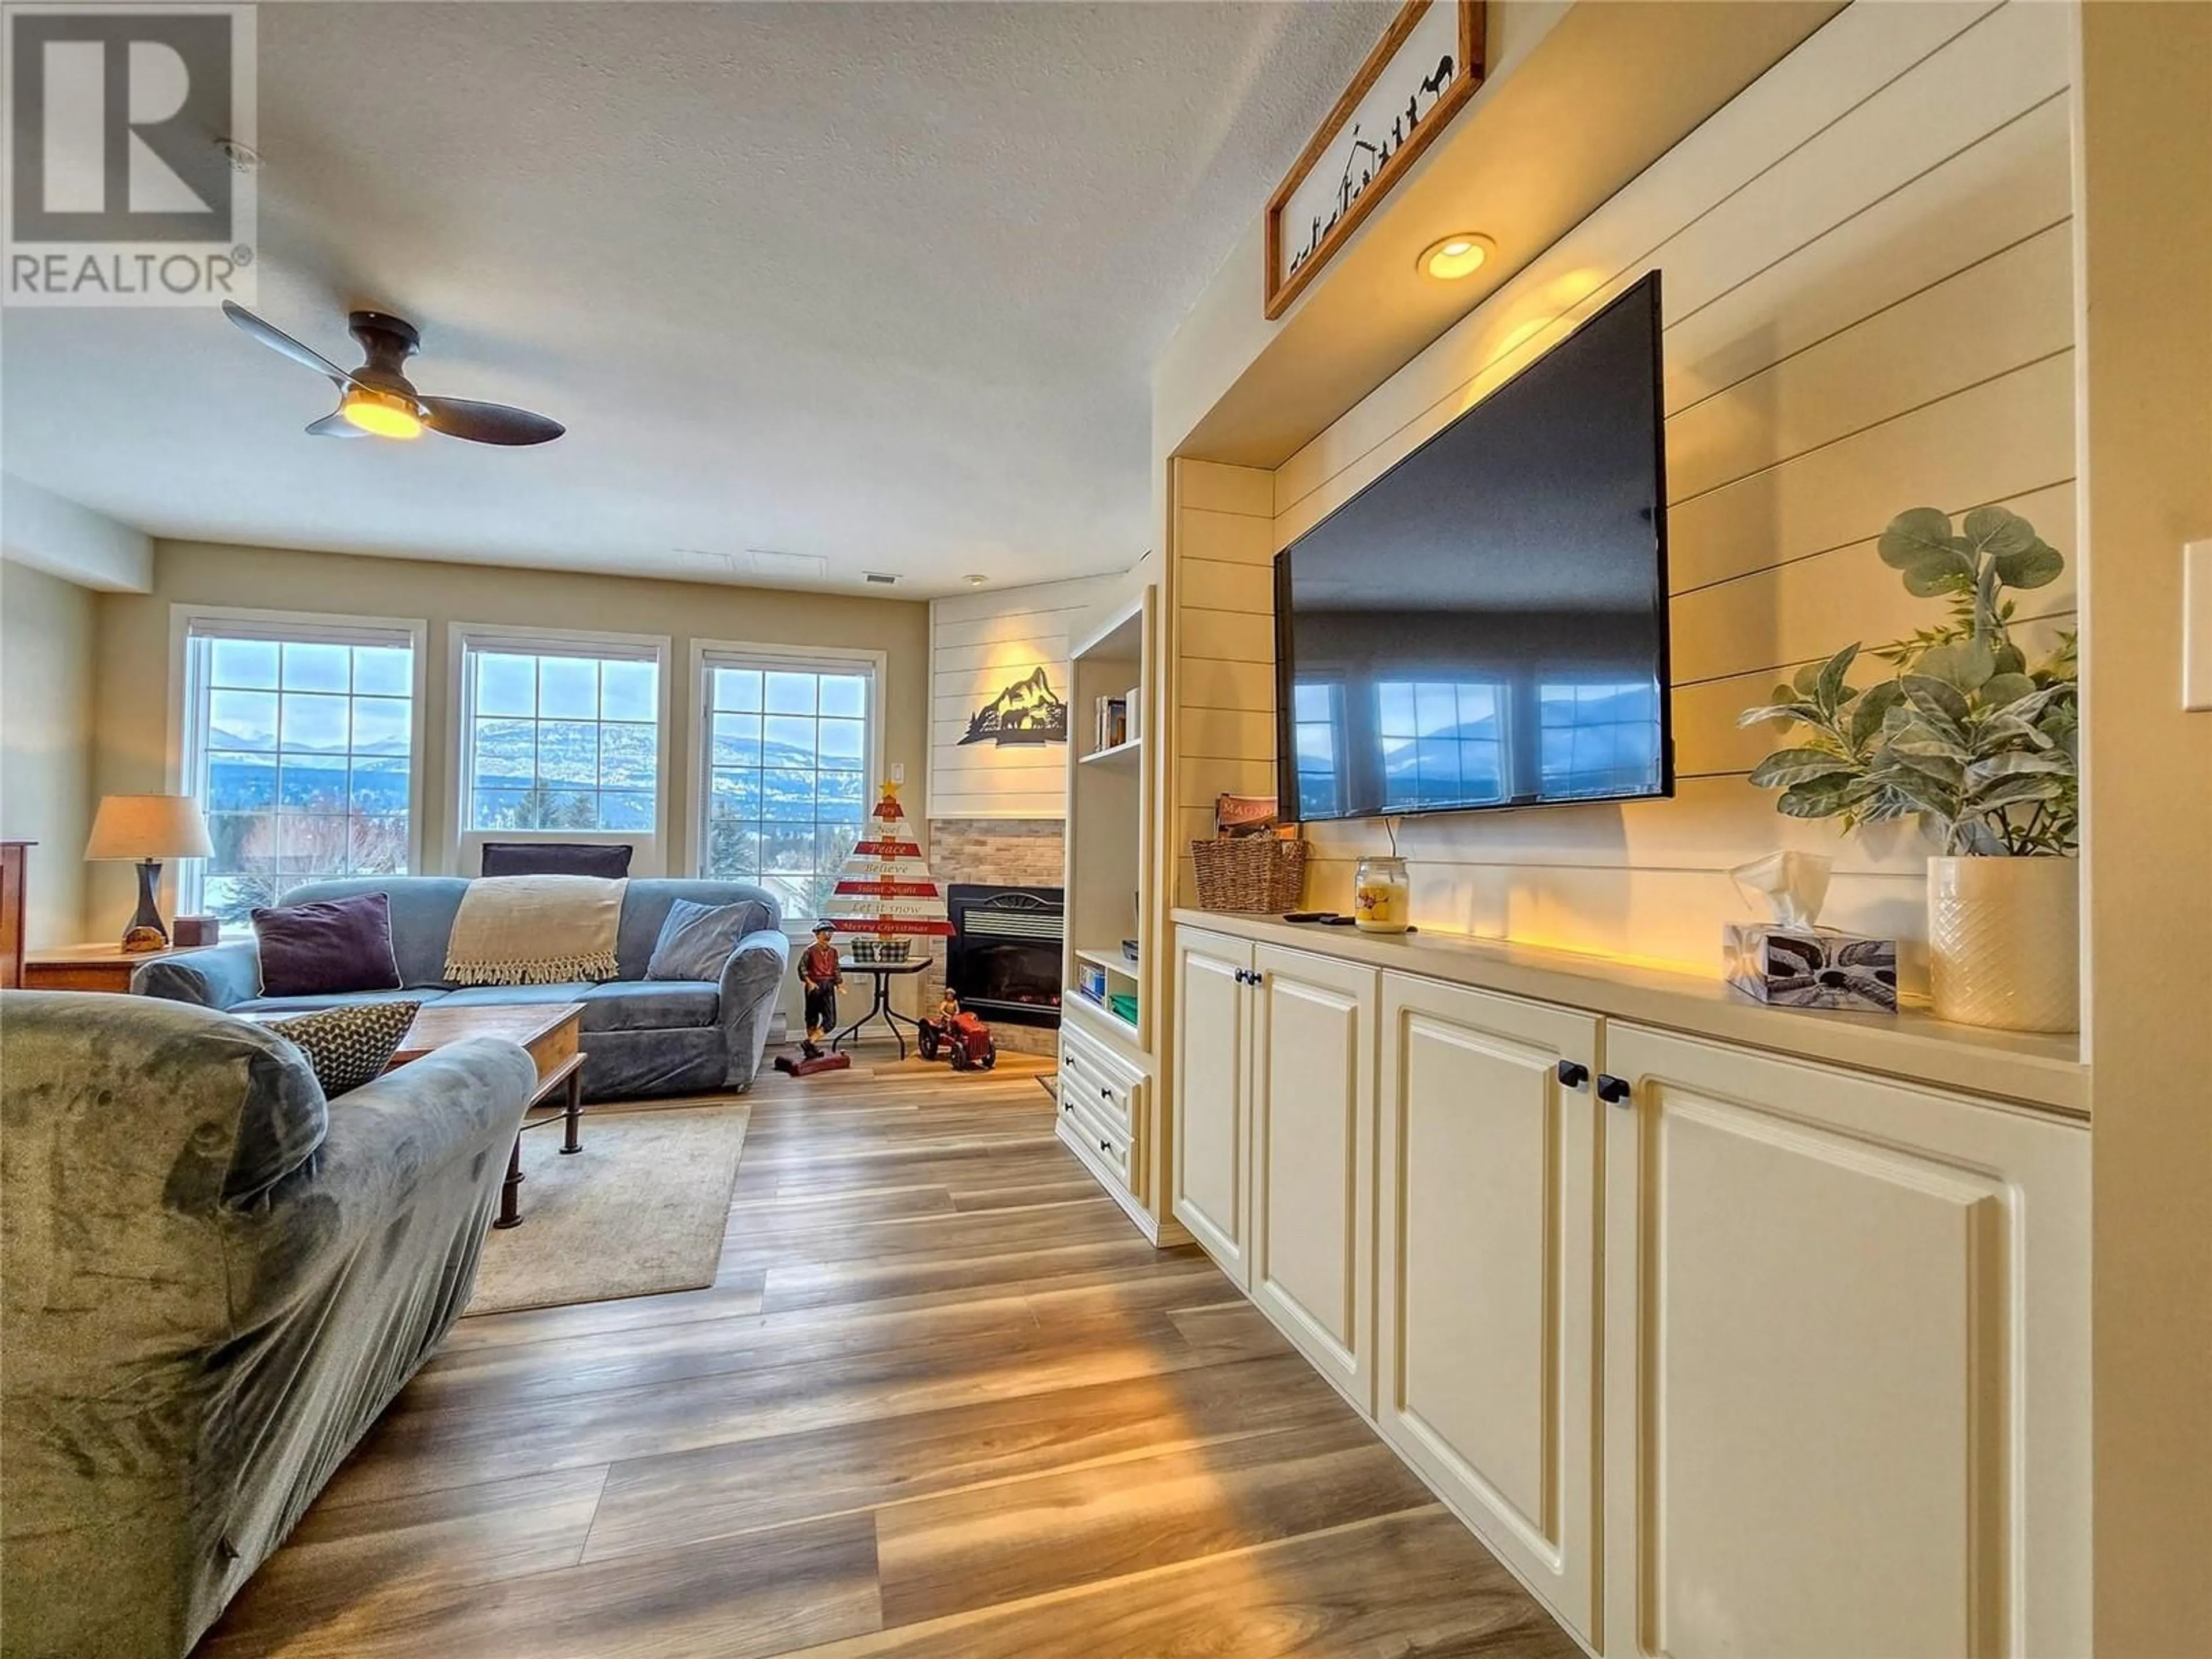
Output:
[
  {"left": 179, "top": 613, "right": 421, "bottom": 927},
  {"left": 696, "top": 648, "right": 876, "bottom": 924},
  {"left": 457, "top": 632, "right": 663, "bottom": 832}
]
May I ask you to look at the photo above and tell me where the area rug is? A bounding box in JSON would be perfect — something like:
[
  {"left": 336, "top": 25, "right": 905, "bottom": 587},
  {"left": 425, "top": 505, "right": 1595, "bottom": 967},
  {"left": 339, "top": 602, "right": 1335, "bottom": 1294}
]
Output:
[{"left": 463, "top": 1100, "right": 750, "bottom": 1316}]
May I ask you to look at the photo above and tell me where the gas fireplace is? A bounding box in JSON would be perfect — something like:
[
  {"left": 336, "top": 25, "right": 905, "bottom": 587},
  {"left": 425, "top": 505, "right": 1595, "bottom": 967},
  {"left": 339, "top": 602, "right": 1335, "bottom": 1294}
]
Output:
[{"left": 945, "top": 883, "right": 1063, "bottom": 1029}]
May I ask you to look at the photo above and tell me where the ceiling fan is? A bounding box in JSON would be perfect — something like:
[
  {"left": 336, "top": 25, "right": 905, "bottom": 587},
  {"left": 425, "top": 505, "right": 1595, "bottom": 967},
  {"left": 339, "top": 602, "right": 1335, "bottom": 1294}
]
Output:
[{"left": 221, "top": 300, "right": 564, "bottom": 446}]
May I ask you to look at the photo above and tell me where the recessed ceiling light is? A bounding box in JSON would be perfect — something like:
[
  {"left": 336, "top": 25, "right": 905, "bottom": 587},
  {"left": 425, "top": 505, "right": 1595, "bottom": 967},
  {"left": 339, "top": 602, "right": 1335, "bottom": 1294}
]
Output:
[
  {"left": 1419, "top": 233, "right": 1494, "bottom": 281},
  {"left": 964, "top": 574, "right": 988, "bottom": 587}
]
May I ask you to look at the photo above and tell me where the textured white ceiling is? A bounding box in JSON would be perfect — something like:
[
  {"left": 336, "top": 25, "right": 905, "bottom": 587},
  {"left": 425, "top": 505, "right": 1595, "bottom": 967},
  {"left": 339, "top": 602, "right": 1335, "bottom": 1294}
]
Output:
[{"left": 1, "top": 1, "right": 1393, "bottom": 595}]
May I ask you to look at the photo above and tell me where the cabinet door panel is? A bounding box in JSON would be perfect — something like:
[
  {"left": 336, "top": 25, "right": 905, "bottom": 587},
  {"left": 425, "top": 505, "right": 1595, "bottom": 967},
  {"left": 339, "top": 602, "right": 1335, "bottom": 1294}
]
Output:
[
  {"left": 1249, "top": 945, "right": 1377, "bottom": 1407},
  {"left": 1170, "top": 929, "right": 1252, "bottom": 1284},
  {"left": 1378, "top": 974, "right": 1600, "bottom": 1645},
  {"left": 1602, "top": 1023, "right": 2089, "bottom": 1659}
]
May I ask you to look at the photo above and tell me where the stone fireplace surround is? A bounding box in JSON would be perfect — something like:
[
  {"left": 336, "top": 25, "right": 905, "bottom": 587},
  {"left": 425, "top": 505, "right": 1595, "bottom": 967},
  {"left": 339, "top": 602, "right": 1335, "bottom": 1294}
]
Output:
[{"left": 921, "top": 818, "right": 1064, "bottom": 1056}]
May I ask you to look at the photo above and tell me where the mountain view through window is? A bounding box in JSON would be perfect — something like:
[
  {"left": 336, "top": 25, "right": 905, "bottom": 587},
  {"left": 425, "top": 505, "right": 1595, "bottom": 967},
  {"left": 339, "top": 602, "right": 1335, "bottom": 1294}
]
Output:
[{"left": 187, "top": 628, "right": 414, "bottom": 925}]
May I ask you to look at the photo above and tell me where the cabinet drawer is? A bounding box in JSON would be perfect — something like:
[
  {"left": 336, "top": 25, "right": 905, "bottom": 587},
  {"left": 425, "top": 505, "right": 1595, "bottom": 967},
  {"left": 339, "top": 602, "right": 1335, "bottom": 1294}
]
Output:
[
  {"left": 1060, "top": 1023, "right": 1135, "bottom": 1134},
  {"left": 1060, "top": 1082, "right": 1132, "bottom": 1185}
]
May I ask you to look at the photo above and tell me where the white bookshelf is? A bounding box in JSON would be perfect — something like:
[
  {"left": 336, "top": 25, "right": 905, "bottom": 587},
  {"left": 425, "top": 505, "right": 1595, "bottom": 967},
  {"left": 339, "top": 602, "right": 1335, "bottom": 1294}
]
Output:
[
  {"left": 1062, "top": 589, "right": 1153, "bottom": 1059},
  {"left": 1069, "top": 946, "right": 1142, "bottom": 1036},
  {"left": 1077, "top": 736, "right": 1142, "bottom": 768}
]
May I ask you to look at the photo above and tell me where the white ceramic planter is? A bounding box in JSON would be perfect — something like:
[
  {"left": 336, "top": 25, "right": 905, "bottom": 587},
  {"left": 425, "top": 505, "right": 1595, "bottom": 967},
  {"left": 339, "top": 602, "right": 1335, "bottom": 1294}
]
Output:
[{"left": 1926, "top": 855, "right": 2080, "bottom": 1033}]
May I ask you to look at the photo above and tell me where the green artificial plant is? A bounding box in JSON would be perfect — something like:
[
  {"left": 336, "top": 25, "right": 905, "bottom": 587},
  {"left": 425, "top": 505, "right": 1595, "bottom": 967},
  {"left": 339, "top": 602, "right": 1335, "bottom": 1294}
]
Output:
[{"left": 1738, "top": 505, "right": 2078, "bottom": 857}]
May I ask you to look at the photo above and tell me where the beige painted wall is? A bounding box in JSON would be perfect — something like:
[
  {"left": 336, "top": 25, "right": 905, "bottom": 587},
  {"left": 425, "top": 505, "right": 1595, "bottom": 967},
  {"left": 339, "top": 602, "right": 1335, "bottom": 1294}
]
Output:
[
  {"left": 1171, "top": 0, "right": 2077, "bottom": 994},
  {"left": 0, "top": 559, "right": 98, "bottom": 946},
  {"left": 88, "top": 540, "right": 931, "bottom": 933},
  {"left": 2075, "top": 2, "right": 2212, "bottom": 1646}
]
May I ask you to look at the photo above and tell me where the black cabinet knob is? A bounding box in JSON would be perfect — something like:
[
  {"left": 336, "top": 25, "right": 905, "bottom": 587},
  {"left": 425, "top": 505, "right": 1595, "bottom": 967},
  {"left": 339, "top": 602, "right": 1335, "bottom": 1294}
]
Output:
[
  {"left": 1556, "top": 1060, "right": 1590, "bottom": 1090},
  {"left": 1594, "top": 1073, "right": 1634, "bottom": 1106}
]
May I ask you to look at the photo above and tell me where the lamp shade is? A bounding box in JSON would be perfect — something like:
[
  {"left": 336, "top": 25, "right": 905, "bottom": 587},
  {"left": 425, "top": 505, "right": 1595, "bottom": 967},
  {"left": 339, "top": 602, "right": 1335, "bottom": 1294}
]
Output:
[{"left": 85, "top": 794, "right": 213, "bottom": 861}]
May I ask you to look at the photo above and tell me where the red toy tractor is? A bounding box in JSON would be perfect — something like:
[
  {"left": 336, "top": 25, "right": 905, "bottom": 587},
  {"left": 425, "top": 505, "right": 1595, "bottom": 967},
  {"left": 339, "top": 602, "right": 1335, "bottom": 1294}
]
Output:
[{"left": 919, "top": 1007, "right": 997, "bottom": 1071}]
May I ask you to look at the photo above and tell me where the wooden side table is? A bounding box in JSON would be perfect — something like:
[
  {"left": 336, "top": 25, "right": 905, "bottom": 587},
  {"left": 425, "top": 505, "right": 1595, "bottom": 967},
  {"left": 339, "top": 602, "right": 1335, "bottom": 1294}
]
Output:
[
  {"left": 1, "top": 841, "right": 32, "bottom": 990},
  {"left": 21, "top": 942, "right": 194, "bottom": 993}
]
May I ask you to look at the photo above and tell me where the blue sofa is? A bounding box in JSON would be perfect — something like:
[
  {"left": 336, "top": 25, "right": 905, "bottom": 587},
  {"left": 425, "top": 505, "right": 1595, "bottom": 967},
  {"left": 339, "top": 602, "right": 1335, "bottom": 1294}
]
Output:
[{"left": 133, "top": 877, "right": 791, "bottom": 1100}]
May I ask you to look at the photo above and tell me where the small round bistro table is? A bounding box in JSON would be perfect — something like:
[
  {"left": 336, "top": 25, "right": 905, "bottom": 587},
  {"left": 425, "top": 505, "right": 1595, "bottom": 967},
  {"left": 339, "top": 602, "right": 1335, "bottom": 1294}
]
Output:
[{"left": 828, "top": 956, "right": 935, "bottom": 1059}]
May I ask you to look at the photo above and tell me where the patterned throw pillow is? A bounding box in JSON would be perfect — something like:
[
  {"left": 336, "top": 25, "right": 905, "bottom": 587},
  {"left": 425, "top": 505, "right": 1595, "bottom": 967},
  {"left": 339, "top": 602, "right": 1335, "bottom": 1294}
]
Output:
[{"left": 263, "top": 1000, "right": 423, "bottom": 1097}]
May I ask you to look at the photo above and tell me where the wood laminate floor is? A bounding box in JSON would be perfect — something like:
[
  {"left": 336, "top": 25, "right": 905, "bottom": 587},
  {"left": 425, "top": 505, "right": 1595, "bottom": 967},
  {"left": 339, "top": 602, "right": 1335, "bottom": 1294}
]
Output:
[{"left": 200, "top": 1047, "right": 1580, "bottom": 1659}]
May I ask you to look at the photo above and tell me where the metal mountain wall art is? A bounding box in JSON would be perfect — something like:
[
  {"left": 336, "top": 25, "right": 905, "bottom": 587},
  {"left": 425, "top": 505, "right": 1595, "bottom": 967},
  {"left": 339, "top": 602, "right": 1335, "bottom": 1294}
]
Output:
[{"left": 961, "top": 666, "right": 1068, "bottom": 747}]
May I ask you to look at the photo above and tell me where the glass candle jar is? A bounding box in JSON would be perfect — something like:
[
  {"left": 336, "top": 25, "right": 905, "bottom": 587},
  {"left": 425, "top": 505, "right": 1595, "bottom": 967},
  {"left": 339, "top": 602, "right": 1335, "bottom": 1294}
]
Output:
[{"left": 1353, "top": 854, "right": 1411, "bottom": 934}]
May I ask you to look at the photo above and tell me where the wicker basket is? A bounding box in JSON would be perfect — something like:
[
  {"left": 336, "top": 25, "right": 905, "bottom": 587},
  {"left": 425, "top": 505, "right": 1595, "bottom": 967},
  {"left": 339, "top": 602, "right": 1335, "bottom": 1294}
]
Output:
[{"left": 1190, "top": 837, "right": 1308, "bottom": 913}]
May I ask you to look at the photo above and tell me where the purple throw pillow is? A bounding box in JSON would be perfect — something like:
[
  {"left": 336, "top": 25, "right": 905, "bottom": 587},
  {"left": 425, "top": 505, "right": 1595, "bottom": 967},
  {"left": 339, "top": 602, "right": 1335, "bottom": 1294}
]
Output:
[{"left": 252, "top": 892, "right": 404, "bottom": 998}]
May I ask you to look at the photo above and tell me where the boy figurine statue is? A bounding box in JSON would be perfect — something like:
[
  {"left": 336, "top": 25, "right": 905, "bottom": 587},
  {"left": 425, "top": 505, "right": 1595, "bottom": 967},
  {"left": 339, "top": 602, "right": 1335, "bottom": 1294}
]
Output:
[{"left": 797, "top": 921, "right": 843, "bottom": 1059}]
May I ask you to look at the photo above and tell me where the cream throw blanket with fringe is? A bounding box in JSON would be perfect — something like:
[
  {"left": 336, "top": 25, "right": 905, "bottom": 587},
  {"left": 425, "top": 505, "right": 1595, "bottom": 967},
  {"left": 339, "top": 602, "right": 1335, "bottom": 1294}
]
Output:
[{"left": 443, "top": 875, "right": 627, "bottom": 986}]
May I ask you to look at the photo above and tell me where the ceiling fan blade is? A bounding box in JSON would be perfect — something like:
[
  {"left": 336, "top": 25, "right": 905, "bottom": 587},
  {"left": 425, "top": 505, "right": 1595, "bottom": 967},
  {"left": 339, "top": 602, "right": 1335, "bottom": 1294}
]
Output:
[
  {"left": 421, "top": 396, "right": 563, "bottom": 446},
  {"left": 223, "top": 300, "right": 357, "bottom": 387},
  {"left": 305, "top": 411, "right": 368, "bottom": 438}
]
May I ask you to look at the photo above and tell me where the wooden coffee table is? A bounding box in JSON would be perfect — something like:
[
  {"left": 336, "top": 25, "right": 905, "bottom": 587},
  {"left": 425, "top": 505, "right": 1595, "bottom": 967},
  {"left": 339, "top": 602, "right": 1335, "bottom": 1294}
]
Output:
[{"left": 247, "top": 1000, "right": 588, "bottom": 1229}]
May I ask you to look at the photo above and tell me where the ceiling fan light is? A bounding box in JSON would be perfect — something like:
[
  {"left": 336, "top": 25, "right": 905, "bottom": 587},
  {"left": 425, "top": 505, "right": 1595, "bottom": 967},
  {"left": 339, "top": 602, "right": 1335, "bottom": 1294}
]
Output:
[{"left": 340, "top": 387, "right": 425, "bottom": 440}]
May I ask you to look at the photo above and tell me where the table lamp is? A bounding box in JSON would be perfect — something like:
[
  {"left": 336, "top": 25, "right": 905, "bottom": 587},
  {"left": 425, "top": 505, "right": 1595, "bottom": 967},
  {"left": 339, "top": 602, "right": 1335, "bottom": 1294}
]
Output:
[{"left": 85, "top": 794, "right": 213, "bottom": 952}]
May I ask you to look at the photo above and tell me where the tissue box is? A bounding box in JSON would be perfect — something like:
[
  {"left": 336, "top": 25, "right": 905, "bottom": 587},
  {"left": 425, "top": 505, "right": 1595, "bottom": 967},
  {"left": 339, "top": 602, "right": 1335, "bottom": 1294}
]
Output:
[{"left": 1725, "top": 924, "right": 1897, "bottom": 1013}]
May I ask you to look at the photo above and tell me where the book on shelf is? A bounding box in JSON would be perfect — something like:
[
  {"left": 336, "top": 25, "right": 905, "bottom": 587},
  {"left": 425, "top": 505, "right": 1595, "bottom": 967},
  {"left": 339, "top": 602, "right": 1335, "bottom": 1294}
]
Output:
[{"left": 1092, "top": 694, "right": 1128, "bottom": 752}]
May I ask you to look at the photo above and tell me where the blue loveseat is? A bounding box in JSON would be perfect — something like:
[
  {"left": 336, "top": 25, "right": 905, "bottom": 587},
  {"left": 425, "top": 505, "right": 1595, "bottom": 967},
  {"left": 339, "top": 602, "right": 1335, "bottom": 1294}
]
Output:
[
  {"left": 2, "top": 991, "right": 538, "bottom": 1656},
  {"left": 133, "top": 877, "right": 791, "bottom": 1100}
]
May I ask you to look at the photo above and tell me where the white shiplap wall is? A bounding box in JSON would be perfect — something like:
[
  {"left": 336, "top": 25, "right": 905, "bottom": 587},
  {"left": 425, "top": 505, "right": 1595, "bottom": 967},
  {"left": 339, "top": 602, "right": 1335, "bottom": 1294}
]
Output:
[
  {"left": 1168, "top": 459, "right": 1278, "bottom": 906},
  {"left": 1216, "top": 0, "right": 2077, "bottom": 990},
  {"left": 930, "top": 574, "right": 1116, "bottom": 820}
]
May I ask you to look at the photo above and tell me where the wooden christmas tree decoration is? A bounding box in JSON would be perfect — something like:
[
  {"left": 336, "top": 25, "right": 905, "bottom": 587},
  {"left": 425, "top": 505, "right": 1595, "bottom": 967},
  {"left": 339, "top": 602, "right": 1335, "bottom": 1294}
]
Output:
[{"left": 824, "top": 781, "right": 953, "bottom": 960}]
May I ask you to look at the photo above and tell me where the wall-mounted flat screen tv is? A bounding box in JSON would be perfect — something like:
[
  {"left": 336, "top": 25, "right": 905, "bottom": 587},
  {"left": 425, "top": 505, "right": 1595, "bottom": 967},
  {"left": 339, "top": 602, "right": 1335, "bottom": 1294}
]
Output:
[{"left": 1274, "top": 270, "right": 1673, "bottom": 823}]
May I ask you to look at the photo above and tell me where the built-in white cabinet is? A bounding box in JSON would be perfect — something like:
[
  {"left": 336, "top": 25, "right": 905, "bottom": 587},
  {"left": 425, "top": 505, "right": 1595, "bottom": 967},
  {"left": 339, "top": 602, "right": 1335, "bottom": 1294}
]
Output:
[
  {"left": 1376, "top": 974, "right": 1603, "bottom": 1647},
  {"left": 1164, "top": 916, "right": 2090, "bottom": 1659},
  {"left": 1170, "top": 927, "right": 1377, "bottom": 1403},
  {"left": 1170, "top": 928, "right": 1254, "bottom": 1285},
  {"left": 1249, "top": 944, "right": 1377, "bottom": 1410},
  {"left": 1598, "top": 1022, "right": 2089, "bottom": 1659}
]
